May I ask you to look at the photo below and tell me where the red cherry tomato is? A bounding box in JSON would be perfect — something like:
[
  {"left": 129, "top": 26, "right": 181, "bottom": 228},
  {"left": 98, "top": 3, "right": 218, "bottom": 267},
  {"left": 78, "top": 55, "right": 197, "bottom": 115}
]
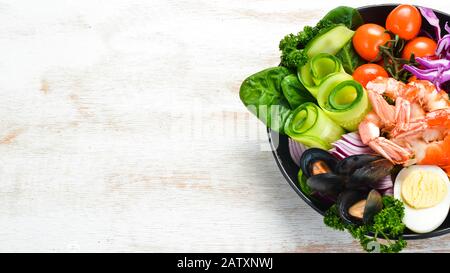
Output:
[
  {"left": 352, "top": 64, "right": 389, "bottom": 87},
  {"left": 386, "top": 4, "right": 422, "bottom": 40},
  {"left": 402, "top": 37, "right": 437, "bottom": 59},
  {"left": 353, "top": 24, "right": 391, "bottom": 61}
]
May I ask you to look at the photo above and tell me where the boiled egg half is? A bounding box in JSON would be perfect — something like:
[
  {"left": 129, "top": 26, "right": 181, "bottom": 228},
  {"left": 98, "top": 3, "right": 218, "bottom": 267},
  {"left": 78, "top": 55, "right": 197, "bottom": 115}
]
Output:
[{"left": 394, "top": 165, "right": 450, "bottom": 233}]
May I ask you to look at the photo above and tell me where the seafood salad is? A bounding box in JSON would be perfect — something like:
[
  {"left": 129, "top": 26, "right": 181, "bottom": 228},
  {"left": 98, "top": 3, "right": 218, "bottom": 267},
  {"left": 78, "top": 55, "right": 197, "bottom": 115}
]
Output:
[{"left": 239, "top": 5, "right": 450, "bottom": 252}]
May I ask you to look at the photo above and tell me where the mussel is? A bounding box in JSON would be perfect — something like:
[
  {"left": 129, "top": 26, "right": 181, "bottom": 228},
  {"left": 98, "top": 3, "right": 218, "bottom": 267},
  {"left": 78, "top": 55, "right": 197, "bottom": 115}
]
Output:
[
  {"left": 301, "top": 149, "right": 343, "bottom": 199},
  {"left": 335, "top": 154, "right": 383, "bottom": 176},
  {"left": 347, "top": 158, "right": 394, "bottom": 190},
  {"left": 303, "top": 151, "right": 393, "bottom": 193},
  {"left": 306, "top": 173, "right": 345, "bottom": 196},
  {"left": 337, "top": 189, "right": 383, "bottom": 225},
  {"left": 300, "top": 148, "right": 338, "bottom": 178},
  {"left": 299, "top": 149, "right": 393, "bottom": 225}
]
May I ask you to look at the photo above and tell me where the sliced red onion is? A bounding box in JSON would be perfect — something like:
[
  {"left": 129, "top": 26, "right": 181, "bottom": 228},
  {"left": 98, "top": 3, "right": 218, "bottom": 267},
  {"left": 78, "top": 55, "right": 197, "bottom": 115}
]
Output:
[
  {"left": 341, "top": 132, "right": 360, "bottom": 140},
  {"left": 339, "top": 132, "right": 369, "bottom": 147},
  {"left": 332, "top": 140, "right": 373, "bottom": 154},
  {"left": 288, "top": 138, "right": 307, "bottom": 166},
  {"left": 332, "top": 142, "right": 373, "bottom": 156},
  {"left": 380, "top": 187, "right": 394, "bottom": 196},
  {"left": 330, "top": 148, "right": 346, "bottom": 160},
  {"left": 373, "top": 175, "right": 394, "bottom": 190},
  {"left": 340, "top": 135, "right": 366, "bottom": 147},
  {"left": 329, "top": 132, "right": 375, "bottom": 159}
]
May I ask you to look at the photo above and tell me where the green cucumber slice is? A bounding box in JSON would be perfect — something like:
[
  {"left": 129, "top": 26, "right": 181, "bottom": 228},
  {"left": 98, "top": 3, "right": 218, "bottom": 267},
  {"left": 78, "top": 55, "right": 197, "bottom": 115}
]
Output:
[
  {"left": 305, "top": 25, "right": 355, "bottom": 58},
  {"left": 298, "top": 54, "right": 345, "bottom": 98},
  {"left": 284, "top": 102, "right": 345, "bottom": 149},
  {"left": 317, "top": 73, "right": 371, "bottom": 131}
]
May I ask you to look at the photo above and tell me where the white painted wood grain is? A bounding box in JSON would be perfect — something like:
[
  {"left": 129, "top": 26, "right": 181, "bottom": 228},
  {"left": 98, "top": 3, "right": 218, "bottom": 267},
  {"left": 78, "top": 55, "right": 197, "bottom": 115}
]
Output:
[{"left": 0, "top": 0, "right": 449, "bottom": 252}]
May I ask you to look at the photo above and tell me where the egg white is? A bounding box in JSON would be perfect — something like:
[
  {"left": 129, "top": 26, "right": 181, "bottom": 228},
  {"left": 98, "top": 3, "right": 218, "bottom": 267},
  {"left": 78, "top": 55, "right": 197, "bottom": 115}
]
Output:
[{"left": 394, "top": 165, "right": 450, "bottom": 234}]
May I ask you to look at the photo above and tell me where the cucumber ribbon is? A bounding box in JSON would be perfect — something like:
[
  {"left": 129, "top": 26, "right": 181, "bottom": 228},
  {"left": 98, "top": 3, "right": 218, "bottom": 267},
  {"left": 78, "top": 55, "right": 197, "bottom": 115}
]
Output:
[
  {"left": 317, "top": 73, "right": 371, "bottom": 131},
  {"left": 284, "top": 102, "right": 345, "bottom": 150},
  {"left": 298, "top": 53, "right": 345, "bottom": 98}
]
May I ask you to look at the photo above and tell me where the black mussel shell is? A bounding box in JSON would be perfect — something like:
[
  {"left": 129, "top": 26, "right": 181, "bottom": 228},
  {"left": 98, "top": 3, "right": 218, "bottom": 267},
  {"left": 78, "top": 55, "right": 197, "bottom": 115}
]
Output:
[
  {"left": 363, "top": 190, "right": 383, "bottom": 224},
  {"left": 335, "top": 154, "right": 383, "bottom": 176},
  {"left": 306, "top": 173, "right": 345, "bottom": 197},
  {"left": 347, "top": 159, "right": 394, "bottom": 190},
  {"left": 337, "top": 190, "right": 367, "bottom": 225},
  {"left": 337, "top": 190, "right": 383, "bottom": 225},
  {"left": 300, "top": 148, "right": 339, "bottom": 178}
]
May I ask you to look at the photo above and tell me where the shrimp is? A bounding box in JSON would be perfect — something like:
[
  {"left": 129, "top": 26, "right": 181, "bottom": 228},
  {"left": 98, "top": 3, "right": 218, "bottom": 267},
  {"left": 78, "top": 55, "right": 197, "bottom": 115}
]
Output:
[
  {"left": 359, "top": 77, "right": 450, "bottom": 172},
  {"left": 393, "top": 108, "right": 450, "bottom": 140},
  {"left": 367, "top": 77, "right": 450, "bottom": 112},
  {"left": 406, "top": 80, "right": 450, "bottom": 111},
  {"left": 359, "top": 111, "right": 412, "bottom": 164}
]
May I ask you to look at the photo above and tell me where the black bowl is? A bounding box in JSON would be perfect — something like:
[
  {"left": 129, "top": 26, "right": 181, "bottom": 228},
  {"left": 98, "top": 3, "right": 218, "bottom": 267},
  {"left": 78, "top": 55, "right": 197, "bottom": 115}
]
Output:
[{"left": 269, "top": 4, "right": 450, "bottom": 240}]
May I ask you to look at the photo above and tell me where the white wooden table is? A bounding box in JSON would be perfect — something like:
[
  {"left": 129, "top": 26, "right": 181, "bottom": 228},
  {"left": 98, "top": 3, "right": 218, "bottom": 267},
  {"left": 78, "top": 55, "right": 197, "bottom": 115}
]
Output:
[{"left": 1, "top": 0, "right": 449, "bottom": 252}]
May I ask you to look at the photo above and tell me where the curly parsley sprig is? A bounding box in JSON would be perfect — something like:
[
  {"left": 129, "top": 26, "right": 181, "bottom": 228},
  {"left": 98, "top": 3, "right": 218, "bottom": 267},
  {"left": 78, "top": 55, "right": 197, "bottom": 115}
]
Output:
[
  {"left": 279, "top": 19, "right": 336, "bottom": 69},
  {"left": 324, "top": 196, "right": 407, "bottom": 253}
]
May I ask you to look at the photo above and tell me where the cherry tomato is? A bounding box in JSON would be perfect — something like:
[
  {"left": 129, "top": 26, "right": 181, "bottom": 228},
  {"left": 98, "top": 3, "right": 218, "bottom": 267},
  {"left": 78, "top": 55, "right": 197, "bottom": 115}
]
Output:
[
  {"left": 352, "top": 64, "right": 389, "bottom": 87},
  {"left": 402, "top": 37, "right": 437, "bottom": 59},
  {"left": 386, "top": 4, "right": 422, "bottom": 40},
  {"left": 353, "top": 24, "right": 391, "bottom": 61}
]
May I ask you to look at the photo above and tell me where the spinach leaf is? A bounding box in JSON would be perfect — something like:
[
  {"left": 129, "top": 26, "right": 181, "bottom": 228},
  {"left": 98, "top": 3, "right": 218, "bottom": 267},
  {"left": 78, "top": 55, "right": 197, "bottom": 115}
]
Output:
[
  {"left": 298, "top": 169, "right": 313, "bottom": 196},
  {"left": 281, "top": 74, "right": 316, "bottom": 109},
  {"left": 322, "top": 6, "right": 364, "bottom": 30},
  {"left": 239, "top": 67, "right": 292, "bottom": 133},
  {"left": 335, "top": 41, "right": 364, "bottom": 74}
]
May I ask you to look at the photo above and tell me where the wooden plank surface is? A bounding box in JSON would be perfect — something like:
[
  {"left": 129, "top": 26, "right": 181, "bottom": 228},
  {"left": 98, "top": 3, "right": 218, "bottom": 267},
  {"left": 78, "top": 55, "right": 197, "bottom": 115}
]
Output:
[{"left": 0, "top": 0, "right": 449, "bottom": 252}]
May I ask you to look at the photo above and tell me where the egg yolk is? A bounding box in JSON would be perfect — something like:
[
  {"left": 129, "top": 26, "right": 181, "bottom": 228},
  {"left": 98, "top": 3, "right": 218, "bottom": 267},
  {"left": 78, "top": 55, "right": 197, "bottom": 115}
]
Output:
[{"left": 401, "top": 170, "right": 448, "bottom": 209}]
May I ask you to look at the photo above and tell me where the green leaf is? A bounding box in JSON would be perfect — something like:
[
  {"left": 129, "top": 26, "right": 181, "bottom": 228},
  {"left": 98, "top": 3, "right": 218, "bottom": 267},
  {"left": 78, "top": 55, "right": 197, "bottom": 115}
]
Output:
[
  {"left": 321, "top": 6, "right": 364, "bottom": 30},
  {"left": 239, "top": 67, "right": 292, "bottom": 133},
  {"left": 281, "top": 74, "right": 316, "bottom": 109},
  {"left": 335, "top": 41, "right": 364, "bottom": 74},
  {"left": 298, "top": 169, "right": 313, "bottom": 196}
]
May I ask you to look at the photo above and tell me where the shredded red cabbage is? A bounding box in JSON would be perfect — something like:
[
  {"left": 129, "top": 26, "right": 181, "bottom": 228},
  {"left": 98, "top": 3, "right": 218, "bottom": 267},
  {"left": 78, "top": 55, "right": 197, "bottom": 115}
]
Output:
[
  {"left": 418, "top": 7, "right": 450, "bottom": 60},
  {"left": 416, "top": 57, "right": 450, "bottom": 67},
  {"left": 404, "top": 8, "right": 450, "bottom": 91},
  {"left": 437, "top": 33, "right": 450, "bottom": 59},
  {"left": 419, "top": 7, "right": 442, "bottom": 41},
  {"left": 404, "top": 58, "right": 450, "bottom": 90}
]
